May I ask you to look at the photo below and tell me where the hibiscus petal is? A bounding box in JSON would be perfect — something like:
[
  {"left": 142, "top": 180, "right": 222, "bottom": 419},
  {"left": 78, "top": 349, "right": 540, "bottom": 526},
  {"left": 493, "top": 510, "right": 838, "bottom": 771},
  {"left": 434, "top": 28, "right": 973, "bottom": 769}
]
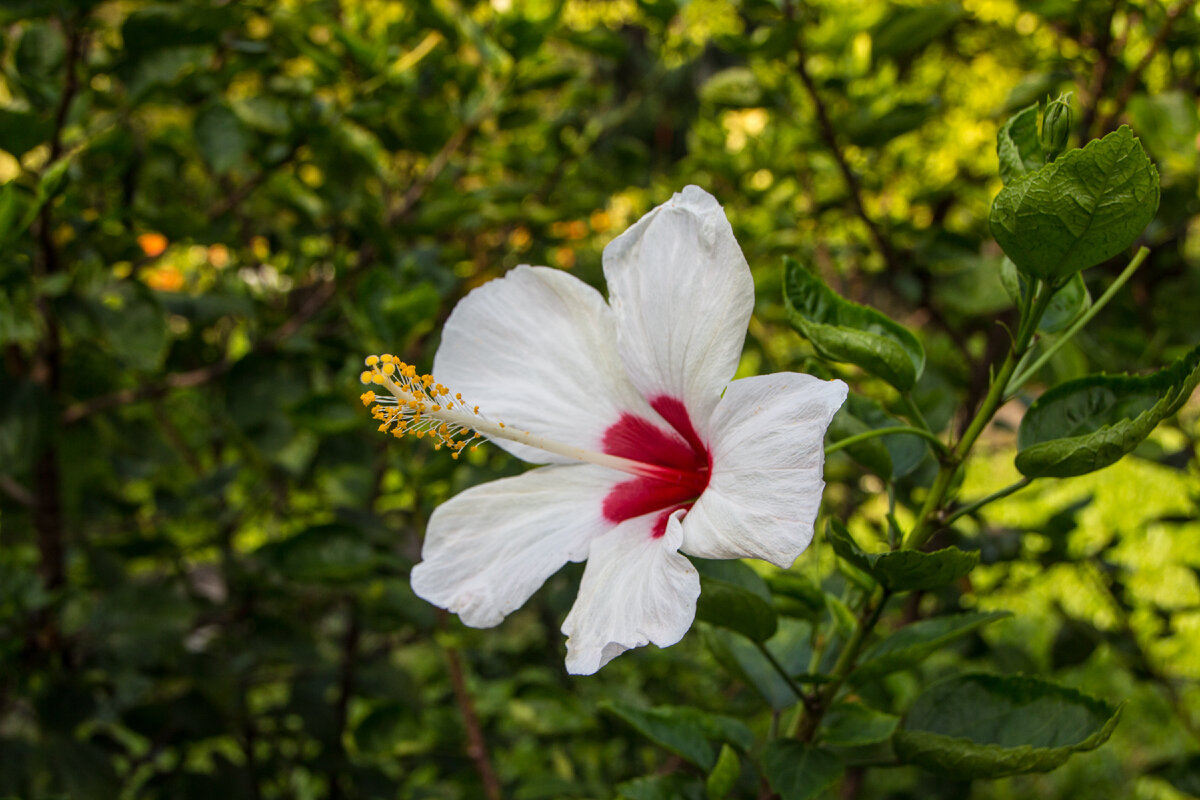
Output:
[
  {"left": 411, "top": 464, "right": 620, "bottom": 628},
  {"left": 602, "top": 186, "right": 755, "bottom": 425},
  {"left": 434, "top": 265, "right": 658, "bottom": 464},
  {"left": 561, "top": 510, "right": 700, "bottom": 675},
  {"left": 681, "top": 373, "right": 848, "bottom": 568}
]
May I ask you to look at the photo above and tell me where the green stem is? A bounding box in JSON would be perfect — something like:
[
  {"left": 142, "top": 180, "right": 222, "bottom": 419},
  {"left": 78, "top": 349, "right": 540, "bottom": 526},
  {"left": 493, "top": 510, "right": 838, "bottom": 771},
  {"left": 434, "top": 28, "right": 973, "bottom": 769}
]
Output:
[
  {"left": 1006, "top": 247, "right": 1150, "bottom": 396},
  {"left": 899, "top": 393, "right": 932, "bottom": 433},
  {"left": 755, "top": 640, "right": 809, "bottom": 704},
  {"left": 794, "top": 587, "right": 889, "bottom": 742},
  {"left": 825, "top": 426, "right": 949, "bottom": 457},
  {"left": 903, "top": 282, "right": 1057, "bottom": 551},
  {"left": 941, "top": 477, "right": 1033, "bottom": 527}
]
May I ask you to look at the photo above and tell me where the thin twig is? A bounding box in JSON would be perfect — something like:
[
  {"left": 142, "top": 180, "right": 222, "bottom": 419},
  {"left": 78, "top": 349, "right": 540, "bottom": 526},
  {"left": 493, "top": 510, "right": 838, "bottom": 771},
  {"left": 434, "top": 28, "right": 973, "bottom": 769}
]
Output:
[
  {"left": 787, "top": 6, "right": 899, "bottom": 272},
  {"left": 440, "top": 615, "right": 502, "bottom": 800},
  {"left": 1099, "top": 0, "right": 1198, "bottom": 133},
  {"left": 1079, "top": 0, "right": 1122, "bottom": 137}
]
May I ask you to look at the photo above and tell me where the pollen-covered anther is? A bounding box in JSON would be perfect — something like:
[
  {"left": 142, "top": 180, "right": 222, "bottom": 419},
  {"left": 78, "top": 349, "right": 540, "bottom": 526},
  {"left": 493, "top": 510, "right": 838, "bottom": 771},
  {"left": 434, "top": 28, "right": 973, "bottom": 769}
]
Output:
[{"left": 358, "top": 354, "right": 486, "bottom": 455}]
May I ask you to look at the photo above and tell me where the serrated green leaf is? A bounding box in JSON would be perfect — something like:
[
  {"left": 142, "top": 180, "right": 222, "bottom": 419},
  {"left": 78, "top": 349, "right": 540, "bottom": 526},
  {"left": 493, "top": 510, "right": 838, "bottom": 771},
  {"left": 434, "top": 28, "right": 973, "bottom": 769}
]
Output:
[
  {"left": 989, "top": 126, "right": 1160, "bottom": 280},
  {"left": 783, "top": 258, "right": 925, "bottom": 390},
  {"left": 827, "top": 520, "right": 977, "bottom": 591},
  {"left": 693, "top": 558, "right": 777, "bottom": 642},
  {"left": 1015, "top": 344, "right": 1200, "bottom": 478},
  {"left": 821, "top": 702, "right": 900, "bottom": 747},
  {"left": 997, "top": 104, "right": 1043, "bottom": 184},
  {"left": 761, "top": 741, "right": 844, "bottom": 800},
  {"left": 893, "top": 673, "right": 1121, "bottom": 778},
  {"left": 853, "top": 611, "right": 1012, "bottom": 683},
  {"left": 706, "top": 744, "right": 740, "bottom": 799}
]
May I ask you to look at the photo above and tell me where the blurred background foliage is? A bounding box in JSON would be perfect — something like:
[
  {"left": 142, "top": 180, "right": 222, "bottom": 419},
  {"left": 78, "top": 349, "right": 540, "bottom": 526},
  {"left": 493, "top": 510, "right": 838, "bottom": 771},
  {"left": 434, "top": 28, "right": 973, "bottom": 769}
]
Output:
[{"left": 1, "top": 0, "right": 1198, "bottom": 798}]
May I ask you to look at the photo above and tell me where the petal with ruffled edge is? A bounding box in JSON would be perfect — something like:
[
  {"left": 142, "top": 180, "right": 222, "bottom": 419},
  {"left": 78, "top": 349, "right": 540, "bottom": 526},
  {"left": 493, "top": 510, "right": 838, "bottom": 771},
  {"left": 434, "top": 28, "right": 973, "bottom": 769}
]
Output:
[
  {"left": 434, "top": 265, "right": 661, "bottom": 464},
  {"left": 602, "top": 186, "right": 755, "bottom": 426},
  {"left": 411, "top": 464, "right": 621, "bottom": 628},
  {"left": 681, "top": 373, "right": 848, "bottom": 569},
  {"left": 562, "top": 510, "right": 700, "bottom": 675}
]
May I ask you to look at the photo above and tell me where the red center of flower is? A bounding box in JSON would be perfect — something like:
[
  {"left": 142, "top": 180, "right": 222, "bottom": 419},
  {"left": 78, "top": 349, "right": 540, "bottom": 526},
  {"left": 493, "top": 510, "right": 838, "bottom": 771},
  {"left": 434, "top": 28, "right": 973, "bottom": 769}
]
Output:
[{"left": 601, "top": 396, "right": 711, "bottom": 538}]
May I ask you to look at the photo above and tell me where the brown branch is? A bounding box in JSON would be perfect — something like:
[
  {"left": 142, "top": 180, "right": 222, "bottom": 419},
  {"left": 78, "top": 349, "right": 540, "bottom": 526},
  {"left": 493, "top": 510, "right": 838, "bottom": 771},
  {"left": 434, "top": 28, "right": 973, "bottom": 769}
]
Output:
[
  {"left": 1098, "top": 0, "right": 1198, "bottom": 133},
  {"left": 440, "top": 614, "right": 502, "bottom": 800},
  {"left": 1079, "top": 0, "right": 1122, "bottom": 138},
  {"left": 788, "top": 9, "right": 899, "bottom": 273},
  {"left": 62, "top": 361, "right": 232, "bottom": 424}
]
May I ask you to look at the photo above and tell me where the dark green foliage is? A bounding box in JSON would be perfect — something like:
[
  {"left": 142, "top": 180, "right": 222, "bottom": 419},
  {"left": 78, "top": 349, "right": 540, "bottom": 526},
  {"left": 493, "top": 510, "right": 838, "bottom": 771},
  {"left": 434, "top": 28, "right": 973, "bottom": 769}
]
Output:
[
  {"left": 893, "top": 673, "right": 1122, "bottom": 777},
  {"left": 1, "top": 0, "right": 1197, "bottom": 797},
  {"left": 784, "top": 258, "right": 925, "bottom": 391},
  {"left": 990, "top": 126, "right": 1160, "bottom": 280},
  {"left": 1016, "top": 344, "right": 1200, "bottom": 477}
]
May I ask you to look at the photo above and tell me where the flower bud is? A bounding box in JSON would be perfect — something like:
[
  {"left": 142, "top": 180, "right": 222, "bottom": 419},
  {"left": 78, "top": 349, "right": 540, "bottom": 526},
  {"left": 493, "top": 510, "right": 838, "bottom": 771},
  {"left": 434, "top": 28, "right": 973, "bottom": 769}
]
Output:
[{"left": 1041, "top": 93, "right": 1073, "bottom": 162}]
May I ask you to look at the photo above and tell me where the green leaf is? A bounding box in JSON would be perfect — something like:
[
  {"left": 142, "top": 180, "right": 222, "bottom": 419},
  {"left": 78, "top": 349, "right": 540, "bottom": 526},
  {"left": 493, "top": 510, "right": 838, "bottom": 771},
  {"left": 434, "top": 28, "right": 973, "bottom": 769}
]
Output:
[
  {"left": 845, "top": 101, "right": 938, "bottom": 148},
  {"left": 693, "top": 558, "right": 778, "bottom": 642},
  {"left": 893, "top": 673, "right": 1121, "bottom": 778},
  {"left": 997, "top": 104, "right": 1043, "bottom": 184},
  {"left": 989, "top": 126, "right": 1160, "bottom": 280},
  {"left": 601, "top": 702, "right": 715, "bottom": 770},
  {"left": 702, "top": 619, "right": 813, "bottom": 711},
  {"left": 821, "top": 702, "right": 900, "bottom": 747},
  {"left": 764, "top": 571, "right": 826, "bottom": 621},
  {"left": 231, "top": 96, "right": 291, "bottom": 135},
  {"left": 699, "top": 67, "right": 762, "bottom": 108},
  {"left": 92, "top": 282, "right": 170, "bottom": 371},
  {"left": 852, "top": 611, "right": 1012, "bottom": 683},
  {"left": 761, "top": 741, "right": 844, "bottom": 800},
  {"left": 0, "top": 108, "right": 52, "bottom": 158},
  {"left": 257, "top": 524, "right": 379, "bottom": 583},
  {"left": 354, "top": 702, "right": 416, "bottom": 755},
  {"left": 783, "top": 257, "right": 925, "bottom": 391},
  {"left": 194, "top": 103, "right": 252, "bottom": 173},
  {"left": 616, "top": 775, "right": 704, "bottom": 800},
  {"left": 706, "top": 744, "right": 740, "bottom": 799},
  {"left": 1015, "top": 344, "right": 1200, "bottom": 478},
  {"left": 871, "top": 2, "right": 965, "bottom": 63},
  {"left": 827, "top": 520, "right": 978, "bottom": 592}
]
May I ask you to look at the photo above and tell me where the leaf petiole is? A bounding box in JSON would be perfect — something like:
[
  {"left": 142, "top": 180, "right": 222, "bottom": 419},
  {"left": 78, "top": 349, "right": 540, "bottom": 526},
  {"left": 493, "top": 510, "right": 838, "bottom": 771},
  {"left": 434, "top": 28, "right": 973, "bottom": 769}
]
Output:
[
  {"left": 825, "top": 426, "right": 949, "bottom": 457},
  {"left": 1006, "top": 247, "right": 1150, "bottom": 396}
]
